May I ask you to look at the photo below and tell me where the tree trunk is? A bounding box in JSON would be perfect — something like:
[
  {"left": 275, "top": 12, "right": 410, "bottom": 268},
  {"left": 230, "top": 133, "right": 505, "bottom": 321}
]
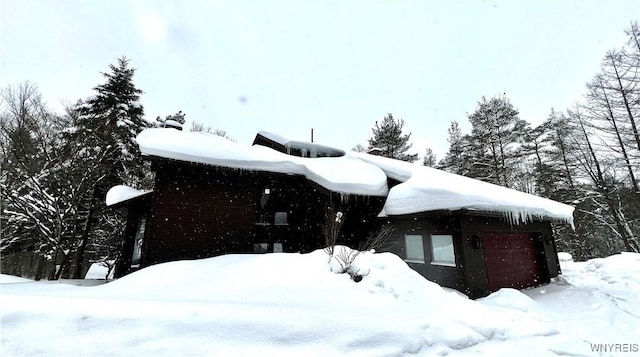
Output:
[
  {"left": 597, "top": 81, "right": 639, "bottom": 192},
  {"left": 576, "top": 108, "right": 639, "bottom": 253},
  {"left": 33, "top": 255, "right": 46, "bottom": 281},
  {"left": 609, "top": 52, "right": 640, "bottom": 156}
]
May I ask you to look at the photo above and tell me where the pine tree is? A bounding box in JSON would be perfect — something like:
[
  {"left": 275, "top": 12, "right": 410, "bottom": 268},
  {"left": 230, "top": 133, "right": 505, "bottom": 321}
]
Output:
[
  {"left": 367, "top": 113, "right": 418, "bottom": 162},
  {"left": 439, "top": 121, "right": 467, "bottom": 174},
  {"left": 422, "top": 147, "right": 436, "bottom": 167},
  {"left": 74, "top": 56, "right": 149, "bottom": 189},
  {"left": 466, "top": 95, "right": 528, "bottom": 187},
  {"left": 65, "top": 57, "right": 150, "bottom": 277},
  {"left": 539, "top": 109, "right": 577, "bottom": 196}
]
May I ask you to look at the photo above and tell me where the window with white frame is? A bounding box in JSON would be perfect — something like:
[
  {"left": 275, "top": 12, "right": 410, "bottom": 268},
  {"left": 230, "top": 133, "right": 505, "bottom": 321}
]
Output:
[
  {"left": 431, "top": 234, "right": 456, "bottom": 266},
  {"left": 404, "top": 234, "right": 425, "bottom": 263}
]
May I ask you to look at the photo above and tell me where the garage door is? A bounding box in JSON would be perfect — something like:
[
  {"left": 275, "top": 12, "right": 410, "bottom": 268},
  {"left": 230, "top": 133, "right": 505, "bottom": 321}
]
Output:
[{"left": 483, "top": 232, "right": 545, "bottom": 292}]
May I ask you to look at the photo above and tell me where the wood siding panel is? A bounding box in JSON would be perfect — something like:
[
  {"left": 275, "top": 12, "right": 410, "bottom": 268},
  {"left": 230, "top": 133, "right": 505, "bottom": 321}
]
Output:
[
  {"left": 144, "top": 164, "right": 257, "bottom": 265},
  {"left": 459, "top": 215, "right": 555, "bottom": 297},
  {"left": 384, "top": 213, "right": 561, "bottom": 299},
  {"left": 383, "top": 216, "right": 466, "bottom": 292},
  {"left": 482, "top": 232, "right": 543, "bottom": 292}
]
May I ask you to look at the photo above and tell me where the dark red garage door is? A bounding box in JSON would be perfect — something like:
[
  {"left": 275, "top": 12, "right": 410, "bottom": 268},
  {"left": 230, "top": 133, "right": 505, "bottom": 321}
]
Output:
[{"left": 483, "top": 232, "right": 544, "bottom": 292}]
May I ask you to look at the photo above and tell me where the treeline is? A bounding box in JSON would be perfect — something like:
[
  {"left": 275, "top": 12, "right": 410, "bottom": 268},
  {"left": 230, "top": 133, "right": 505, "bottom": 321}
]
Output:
[
  {"left": 0, "top": 58, "right": 185, "bottom": 279},
  {"left": 2, "top": 24, "right": 639, "bottom": 280},
  {"left": 368, "top": 23, "right": 640, "bottom": 259}
]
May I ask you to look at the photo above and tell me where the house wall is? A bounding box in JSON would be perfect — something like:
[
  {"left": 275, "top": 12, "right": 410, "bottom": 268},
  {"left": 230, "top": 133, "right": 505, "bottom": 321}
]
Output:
[
  {"left": 382, "top": 215, "right": 467, "bottom": 293},
  {"left": 384, "top": 212, "right": 561, "bottom": 298},
  {"left": 114, "top": 195, "right": 151, "bottom": 278},
  {"left": 251, "top": 175, "right": 328, "bottom": 253},
  {"left": 458, "top": 215, "right": 558, "bottom": 297},
  {"left": 136, "top": 161, "right": 384, "bottom": 269},
  {"left": 143, "top": 163, "right": 257, "bottom": 266}
]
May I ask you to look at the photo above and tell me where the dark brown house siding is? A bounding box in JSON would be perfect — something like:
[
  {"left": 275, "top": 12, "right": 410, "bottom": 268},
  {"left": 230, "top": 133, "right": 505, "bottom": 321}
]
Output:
[
  {"left": 114, "top": 159, "right": 386, "bottom": 277},
  {"left": 382, "top": 214, "right": 466, "bottom": 292},
  {"left": 142, "top": 162, "right": 257, "bottom": 266},
  {"left": 384, "top": 212, "right": 561, "bottom": 298},
  {"left": 114, "top": 193, "right": 152, "bottom": 277}
]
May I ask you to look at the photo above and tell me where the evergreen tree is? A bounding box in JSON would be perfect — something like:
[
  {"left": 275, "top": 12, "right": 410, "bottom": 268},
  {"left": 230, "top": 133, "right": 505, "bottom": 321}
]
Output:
[
  {"left": 74, "top": 56, "right": 149, "bottom": 189},
  {"left": 466, "top": 95, "right": 528, "bottom": 187},
  {"left": 438, "top": 121, "right": 467, "bottom": 174},
  {"left": 367, "top": 113, "right": 418, "bottom": 162},
  {"left": 538, "top": 109, "right": 577, "bottom": 197},
  {"left": 63, "top": 57, "right": 150, "bottom": 277},
  {"left": 422, "top": 147, "right": 436, "bottom": 167}
]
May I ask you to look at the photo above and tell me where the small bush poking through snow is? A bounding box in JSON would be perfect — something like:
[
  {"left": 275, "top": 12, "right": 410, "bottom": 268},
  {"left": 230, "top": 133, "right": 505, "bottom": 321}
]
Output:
[{"left": 323, "top": 207, "right": 394, "bottom": 281}]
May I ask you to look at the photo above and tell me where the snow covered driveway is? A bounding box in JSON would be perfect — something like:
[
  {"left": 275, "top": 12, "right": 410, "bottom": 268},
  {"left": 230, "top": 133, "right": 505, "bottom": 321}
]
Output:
[{"left": 1, "top": 251, "right": 639, "bottom": 356}]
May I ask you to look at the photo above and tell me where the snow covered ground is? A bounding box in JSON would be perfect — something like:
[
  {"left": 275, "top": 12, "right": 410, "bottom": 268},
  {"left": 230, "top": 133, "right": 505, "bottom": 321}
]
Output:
[{"left": 1, "top": 250, "right": 639, "bottom": 356}]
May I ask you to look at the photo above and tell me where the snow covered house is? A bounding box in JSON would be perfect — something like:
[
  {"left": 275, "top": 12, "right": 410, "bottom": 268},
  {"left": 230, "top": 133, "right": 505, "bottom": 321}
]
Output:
[
  {"left": 356, "top": 154, "right": 574, "bottom": 298},
  {"left": 108, "top": 128, "right": 574, "bottom": 298},
  {"left": 108, "top": 128, "right": 387, "bottom": 278}
]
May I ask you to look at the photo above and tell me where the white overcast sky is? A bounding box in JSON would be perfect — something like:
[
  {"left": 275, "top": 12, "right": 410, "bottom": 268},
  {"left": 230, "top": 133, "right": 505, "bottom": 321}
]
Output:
[{"left": 2, "top": 0, "right": 639, "bottom": 158}]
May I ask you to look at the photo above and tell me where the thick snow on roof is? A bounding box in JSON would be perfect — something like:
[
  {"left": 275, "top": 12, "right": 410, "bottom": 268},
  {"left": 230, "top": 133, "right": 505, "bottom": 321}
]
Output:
[
  {"left": 355, "top": 153, "right": 575, "bottom": 226},
  {"left": 106, "top": 185, "right": 150, "bottom": 206},
  {"left": 136, "top": 128, "right": 388, "bottom": 196}
]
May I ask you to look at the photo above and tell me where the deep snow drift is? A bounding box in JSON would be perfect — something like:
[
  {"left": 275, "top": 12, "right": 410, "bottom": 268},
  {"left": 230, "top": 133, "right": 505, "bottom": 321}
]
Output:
[{"left": 1, "top": 250, "right": 639, "bottom": 356}]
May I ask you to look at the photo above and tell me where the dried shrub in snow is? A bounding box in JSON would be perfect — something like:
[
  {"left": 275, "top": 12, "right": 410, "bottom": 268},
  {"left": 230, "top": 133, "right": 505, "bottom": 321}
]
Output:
[
  {"left": 323, "top": 207, "right": 344, "bottom": 257},
  {"left": 323, "top": 214, "right": 395, "bottom": 282}
]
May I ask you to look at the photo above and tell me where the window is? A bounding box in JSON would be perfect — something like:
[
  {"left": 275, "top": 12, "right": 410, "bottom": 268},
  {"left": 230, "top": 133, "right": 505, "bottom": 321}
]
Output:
[
  {"left": 253, "top": 243, "right": 268, "bottom": 253},
  {"left": 404, "top": 234, "right": 425, "bottom": 263},
  {"left": 274, "top": 211, "right": 288, "bottom": 225},
  {"left": 131, "top": 215, "right": 147, "bottom": 267},
  {"left": 431, "top": 234, "right": 456, "bottom": 266},
  {"left": 273, "top": 243, "right": 283, "bottom": 253},
  {"left": 257, "top": 188, "right": 271, "bottom": 225}
]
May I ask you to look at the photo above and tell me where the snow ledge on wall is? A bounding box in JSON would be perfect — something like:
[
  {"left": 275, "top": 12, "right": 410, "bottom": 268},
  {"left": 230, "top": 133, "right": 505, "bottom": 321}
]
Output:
[{"left": 106, "top": 185, "right": 149, "bottom": 207}]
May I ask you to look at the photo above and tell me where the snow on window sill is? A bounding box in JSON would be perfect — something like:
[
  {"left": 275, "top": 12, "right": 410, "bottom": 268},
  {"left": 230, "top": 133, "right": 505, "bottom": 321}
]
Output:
[
  {"left": 404, "top": 259, "right": 425, "bottom": 264},
  {"left": 431, "top": 261, "right": 456, "bottom": 267}
]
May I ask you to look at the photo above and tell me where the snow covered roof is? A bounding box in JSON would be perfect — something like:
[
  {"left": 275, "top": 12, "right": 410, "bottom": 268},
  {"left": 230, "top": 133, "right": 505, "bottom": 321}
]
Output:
[
  {"left": 355, "top": 153, "right": 575, "bottom": 226},
  {"left": 163, "top": 120, "right": 183, "bottom": 130},
  {"left": 136, "top": 128, "right": 389, "bottom": 196},
  {"left": 254, "top": 131, "right": 346, "bottom": 158},
  {"left": 134, "top": 128, "right": 574, "bottom": 225},
  {"left": 106, "top": 185, "right": 151, "bottom": 207}
]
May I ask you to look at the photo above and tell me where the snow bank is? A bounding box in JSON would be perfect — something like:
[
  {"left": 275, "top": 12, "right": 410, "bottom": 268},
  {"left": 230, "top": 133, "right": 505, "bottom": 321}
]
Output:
[
  {"left": 0, "top": 274, "right": 32, "bottom": 284},
  {"left": 2, "top": 251, "right": 639, "bottom": 356},
  {"left": 136, "top": 128, "right": 388, "bottom": 196},
  {"left": 557, "top": 252, "right": 573, "bottom": 262},
  {"left": 355, "top": 153, "right": 575, "bottom": 226},
  {"left": 0, "top": 250, "right": 509, "bottom": 356},
  {"left": 84, "top": 262, "right": 114, "bottom": 280},
  {"left": 105, "top": 185, "right": 149, "bottom": 206}
]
